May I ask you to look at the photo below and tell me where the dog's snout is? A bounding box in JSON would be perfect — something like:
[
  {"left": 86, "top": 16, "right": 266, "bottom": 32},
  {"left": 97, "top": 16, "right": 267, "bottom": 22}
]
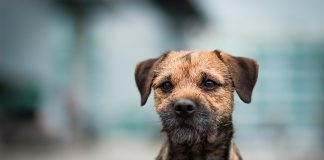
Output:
[{"left": 174, "top": 99, "right": 197, "bottom": 117}]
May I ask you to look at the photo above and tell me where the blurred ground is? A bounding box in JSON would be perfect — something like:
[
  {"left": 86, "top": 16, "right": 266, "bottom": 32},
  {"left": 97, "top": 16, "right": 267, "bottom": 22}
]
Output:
[
  {"left": 0, "top": 138, "right": 161, "bottom": 160},
  {"left": 1, "top": 137, "right": 323, "bottom": 160}
]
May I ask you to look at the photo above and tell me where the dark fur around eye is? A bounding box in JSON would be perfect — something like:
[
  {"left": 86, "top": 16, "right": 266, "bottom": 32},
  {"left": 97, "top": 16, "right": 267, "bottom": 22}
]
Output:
[
  {"left": 201, "top": 79, "right": 220, "bottom": 91},
  {"left": 160, "top": 81, "right": 173, "bottom": 92}
]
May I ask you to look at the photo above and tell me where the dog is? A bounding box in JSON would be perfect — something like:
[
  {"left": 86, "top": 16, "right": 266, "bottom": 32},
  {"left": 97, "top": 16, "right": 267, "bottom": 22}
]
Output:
[{"left": 135, "top": 50, "right": 259, "bottom": 160}]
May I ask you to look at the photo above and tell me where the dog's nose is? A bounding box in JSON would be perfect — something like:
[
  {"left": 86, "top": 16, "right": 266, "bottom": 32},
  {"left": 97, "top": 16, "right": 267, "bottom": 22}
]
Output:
[{"left": 174, "top": 99, "right": 197, "bottom": 117}]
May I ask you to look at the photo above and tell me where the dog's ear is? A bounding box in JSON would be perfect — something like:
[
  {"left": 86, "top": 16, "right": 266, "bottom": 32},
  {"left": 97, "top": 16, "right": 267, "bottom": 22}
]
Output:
[
  {"left": 135, "top": 58, "right": 159, "bottom": 106},
  {"left": 219, "top": 52, "right": 259, "bottom": 103}
]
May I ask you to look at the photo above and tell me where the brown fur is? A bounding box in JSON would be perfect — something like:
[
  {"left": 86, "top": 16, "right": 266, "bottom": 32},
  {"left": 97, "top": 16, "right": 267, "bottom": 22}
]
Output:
[{"left": 135, "top": 50, "right": 259, "bottom": 160}]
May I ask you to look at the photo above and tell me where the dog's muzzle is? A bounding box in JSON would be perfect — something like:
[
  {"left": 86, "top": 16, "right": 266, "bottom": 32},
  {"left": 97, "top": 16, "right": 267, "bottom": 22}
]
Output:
[{"left": 161, "top": 99, "right": 217, "bottom": 144}]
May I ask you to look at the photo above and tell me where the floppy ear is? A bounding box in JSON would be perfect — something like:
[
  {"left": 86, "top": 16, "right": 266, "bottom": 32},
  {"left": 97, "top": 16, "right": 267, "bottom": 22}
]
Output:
[
  {"left": 220, "top": 52, "right": 259, "bottom": 103},
  {"left": 135, "top": 58, "right": 159, "bottom": 106}
]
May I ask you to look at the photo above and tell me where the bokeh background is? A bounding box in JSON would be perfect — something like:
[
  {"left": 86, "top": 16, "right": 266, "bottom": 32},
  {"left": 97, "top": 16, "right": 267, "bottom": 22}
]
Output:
[{"left": 1, "top": 0, "right": 324, "bottom": 160}]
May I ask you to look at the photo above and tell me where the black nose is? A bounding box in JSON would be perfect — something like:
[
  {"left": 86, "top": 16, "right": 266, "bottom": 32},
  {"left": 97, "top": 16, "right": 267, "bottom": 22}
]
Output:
[{"left": 174, "top": 99, "right": 197, "bottom": 117}]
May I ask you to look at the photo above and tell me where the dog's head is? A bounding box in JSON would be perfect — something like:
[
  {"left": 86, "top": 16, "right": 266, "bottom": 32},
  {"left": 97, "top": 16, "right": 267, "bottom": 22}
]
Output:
[{"left": 135, "top": 50, "right": 258, "bottom": 145}]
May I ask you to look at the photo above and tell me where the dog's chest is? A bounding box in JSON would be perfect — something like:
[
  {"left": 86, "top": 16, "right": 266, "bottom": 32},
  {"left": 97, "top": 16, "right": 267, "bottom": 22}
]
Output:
[{"left": 168, "top": 143, "right": 227, "bottom": 160}]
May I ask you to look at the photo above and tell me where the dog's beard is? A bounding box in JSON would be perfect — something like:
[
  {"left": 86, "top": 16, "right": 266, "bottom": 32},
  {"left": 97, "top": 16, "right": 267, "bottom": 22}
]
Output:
[{"left": 160, "top": 109, "right": 217, "bottom": 145}]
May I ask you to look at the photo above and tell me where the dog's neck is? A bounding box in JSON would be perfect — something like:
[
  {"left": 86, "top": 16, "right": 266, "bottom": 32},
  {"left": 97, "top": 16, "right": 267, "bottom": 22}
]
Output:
[{"left": 158, "top": 122, "right": 234, "bottom": 160}]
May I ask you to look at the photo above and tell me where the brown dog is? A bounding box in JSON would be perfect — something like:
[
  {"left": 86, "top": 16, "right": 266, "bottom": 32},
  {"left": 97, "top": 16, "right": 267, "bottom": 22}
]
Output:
[{"left": 135, "top": 50, "right": 259, "bottom": 160}]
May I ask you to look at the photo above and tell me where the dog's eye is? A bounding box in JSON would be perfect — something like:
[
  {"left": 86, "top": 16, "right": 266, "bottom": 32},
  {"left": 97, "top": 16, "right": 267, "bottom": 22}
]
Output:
[
  {"left": 160, "top": 81, "right": 173, "bottom": 92},
  {"left": 202, "top": 79, "right": 219, "bottom": 91}
]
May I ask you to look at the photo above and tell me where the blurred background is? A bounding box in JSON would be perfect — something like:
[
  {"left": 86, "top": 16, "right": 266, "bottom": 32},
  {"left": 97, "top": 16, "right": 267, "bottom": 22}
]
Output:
[{"left": 1, "top": 0, "right": 324, "bottom": 159}]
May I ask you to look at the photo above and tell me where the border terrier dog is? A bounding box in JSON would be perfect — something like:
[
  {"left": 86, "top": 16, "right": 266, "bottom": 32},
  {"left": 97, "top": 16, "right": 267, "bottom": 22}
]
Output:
[{"left": 135, "top": 50, "right": 259, "bottom": 160}]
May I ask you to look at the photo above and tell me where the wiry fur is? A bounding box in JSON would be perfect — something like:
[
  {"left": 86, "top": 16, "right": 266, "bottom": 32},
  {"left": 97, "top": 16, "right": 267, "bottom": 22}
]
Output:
[{"left": 135, "top": 50, "right": 259, "bottom": 160}]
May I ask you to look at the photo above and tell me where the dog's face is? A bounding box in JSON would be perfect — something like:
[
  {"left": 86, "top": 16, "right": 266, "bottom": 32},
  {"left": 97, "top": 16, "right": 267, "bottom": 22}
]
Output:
[{"left": 135, "top": 50, "right": 258, "bottom": 145}]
